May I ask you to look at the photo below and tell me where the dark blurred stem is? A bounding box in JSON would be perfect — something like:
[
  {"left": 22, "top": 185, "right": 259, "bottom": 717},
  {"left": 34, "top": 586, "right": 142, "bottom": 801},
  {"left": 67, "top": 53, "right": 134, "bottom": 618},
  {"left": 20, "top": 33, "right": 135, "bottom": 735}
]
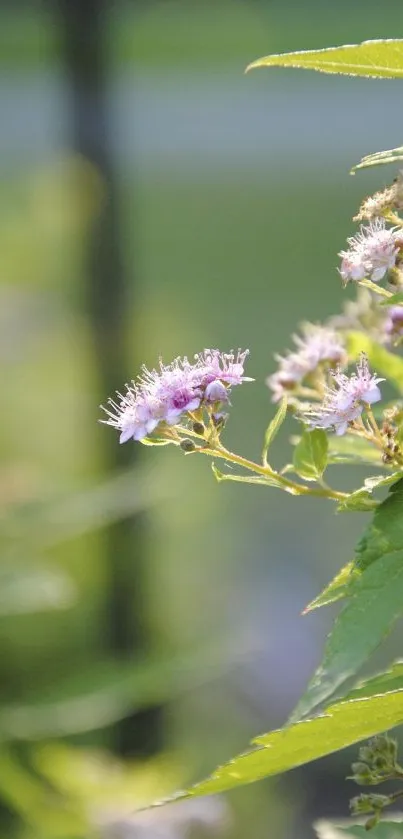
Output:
[{"left": 56, "top": 0, "right": 163, "bottom": 756}]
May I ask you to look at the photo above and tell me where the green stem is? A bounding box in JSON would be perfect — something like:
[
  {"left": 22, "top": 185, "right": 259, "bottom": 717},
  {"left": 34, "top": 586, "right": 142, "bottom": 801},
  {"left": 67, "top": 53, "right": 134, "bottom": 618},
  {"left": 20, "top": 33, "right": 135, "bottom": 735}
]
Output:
[
  {"left": 200, "top": 443, "right": 348, "bottom": 502},
  {"left": 358, "top": 279, "right": 393, "bottom": 299}
]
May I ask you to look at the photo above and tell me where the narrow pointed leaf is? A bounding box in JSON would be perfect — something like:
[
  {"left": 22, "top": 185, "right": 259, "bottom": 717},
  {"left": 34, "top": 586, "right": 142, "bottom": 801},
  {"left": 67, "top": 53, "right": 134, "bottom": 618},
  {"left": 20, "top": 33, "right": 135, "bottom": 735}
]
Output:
[
  {"left": 246, "top": 40, "right": 403, "bottom": 79},
  {"left": 352, "top": 145, "right": 403, "bottom": 174},
  {"left": 152, "top": 691, "right": 403, "bottom": 803},
  {"left": 211, "top": 463, "right": 284, "bottom": 488},
  {"left": 344, "top": 660, "right": 403, "bottom": 702},
  {"left": 262, "top": 397, "right": 287, "bottom": 465},
  {"left": 303, "top": 562, "right": 358, "bottom": 614}
]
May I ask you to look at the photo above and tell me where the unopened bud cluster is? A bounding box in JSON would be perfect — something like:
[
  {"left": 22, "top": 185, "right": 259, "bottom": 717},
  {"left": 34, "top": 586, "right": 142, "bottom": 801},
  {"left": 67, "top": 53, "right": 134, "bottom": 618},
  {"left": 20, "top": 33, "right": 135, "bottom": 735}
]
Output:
[{"left": 349, "top": 736, "right": 403, "bottom": 830}]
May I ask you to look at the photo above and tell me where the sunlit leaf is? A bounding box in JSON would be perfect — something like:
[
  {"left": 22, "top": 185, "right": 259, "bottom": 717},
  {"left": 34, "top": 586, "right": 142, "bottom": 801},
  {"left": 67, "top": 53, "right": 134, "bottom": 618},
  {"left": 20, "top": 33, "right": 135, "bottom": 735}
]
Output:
[
  {"left": 352, "top": 145, "right": 403, "bottom": 174},
  {"left": 152, "top": 691, "right": 403, "bottom": 803},
  {"left": 380, "top": 293, "right": 403, "bottom": 307},
  {"left": 262, "top": 397, "right": 287, "bottom": 465},
  {"left": 344, "top": 660, "right": 403, "bottom": 702},
  {"left": 293, "top": 429, "right": 328, "bottom": 481},
  {"left": 327, "top": 435, "right": 383, "bottom": 467},
  {"left": 246, "top": 40, "right": 403, "bottom": 79},
  {"left": 336, "top": 488, "right": 378, "bottom": 512},
  {"left": 303, "top": 562, "right": 358, "bottom": 614}
]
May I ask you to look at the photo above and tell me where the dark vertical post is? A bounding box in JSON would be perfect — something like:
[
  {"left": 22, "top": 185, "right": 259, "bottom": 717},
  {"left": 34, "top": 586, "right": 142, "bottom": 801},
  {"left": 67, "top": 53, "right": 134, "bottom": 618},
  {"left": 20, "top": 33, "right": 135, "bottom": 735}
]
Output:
[{"left": 56, "top": 0, "right": 163, "bottom": 756}]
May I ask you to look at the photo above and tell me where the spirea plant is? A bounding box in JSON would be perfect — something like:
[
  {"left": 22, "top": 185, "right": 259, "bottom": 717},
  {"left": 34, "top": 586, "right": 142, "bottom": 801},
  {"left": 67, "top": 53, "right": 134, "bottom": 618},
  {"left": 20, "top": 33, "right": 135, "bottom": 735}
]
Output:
[{"left": 102, "top": 38, "right": 403, "bottom": 836}]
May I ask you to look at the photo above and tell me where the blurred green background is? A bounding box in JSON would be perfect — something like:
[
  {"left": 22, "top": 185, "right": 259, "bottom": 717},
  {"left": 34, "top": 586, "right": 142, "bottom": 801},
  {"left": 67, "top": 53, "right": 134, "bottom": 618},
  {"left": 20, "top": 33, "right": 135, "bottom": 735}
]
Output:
[{"left": 1, "top": 1, "right": 403, "bottom": 837}]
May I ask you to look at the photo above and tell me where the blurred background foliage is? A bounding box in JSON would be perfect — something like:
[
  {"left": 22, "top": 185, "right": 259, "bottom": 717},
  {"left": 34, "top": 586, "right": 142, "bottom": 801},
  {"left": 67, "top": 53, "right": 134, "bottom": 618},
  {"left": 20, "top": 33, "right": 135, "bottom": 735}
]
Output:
[{"left": 1, "top": 1, "right": 403, "bottom": 837}]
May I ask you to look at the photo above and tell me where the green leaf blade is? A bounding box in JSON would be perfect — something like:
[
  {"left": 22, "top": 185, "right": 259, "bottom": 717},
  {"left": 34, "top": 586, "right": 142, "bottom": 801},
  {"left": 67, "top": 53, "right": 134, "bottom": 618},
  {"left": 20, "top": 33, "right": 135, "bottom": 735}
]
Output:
[
  {"left": 303, "top": 561, "right": 358, "bottom": 614},
  {"left": 293, "top": 429, "right": 328, "bottom": 481},
  {"left": 246, "top": 40, "right": 403, "bottom": 79},
  {"left": 344, "top": 660, "right": 403, "bottom": 702},
  {"left": 352, "top": 146, "right": 403, "bottom": 174},
  {"left": 290, "top": 549, "right": 403, "bottom": 722},
  {"left": 154, "top": 691, "right": 403, "bottom": 803},
  {"left": 262, "top": 397, "right": 287, "bottom": 465}
]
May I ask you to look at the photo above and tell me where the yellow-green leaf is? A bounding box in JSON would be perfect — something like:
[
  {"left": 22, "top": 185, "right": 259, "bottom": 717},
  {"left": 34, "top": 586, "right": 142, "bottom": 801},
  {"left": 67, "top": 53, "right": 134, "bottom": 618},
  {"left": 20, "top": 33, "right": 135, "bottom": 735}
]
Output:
[
  {"left": 262, "top": 397, "right": 287, "bottom": 466},
  {"left": 303, "top": 561, "right": 358, "bottom": 614},
  {"left": 246, "top": 40, "right": 403, "bottom": 79},
  {"left": 293, "top": 429, "right": 328, "bottom": 482},
  {"left": 151, "top": 691, "right": 403, "bottom": 803}
]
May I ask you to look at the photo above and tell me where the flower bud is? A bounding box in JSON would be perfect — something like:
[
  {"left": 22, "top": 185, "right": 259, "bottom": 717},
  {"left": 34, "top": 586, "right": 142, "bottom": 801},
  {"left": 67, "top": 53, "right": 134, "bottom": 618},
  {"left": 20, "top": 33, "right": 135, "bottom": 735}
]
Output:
[
  {"left": 180, "top": 439, "right": 196, "bottom": 453},
  {"left": 350, "top": 793, "right": 390, "bottom": 816},
  {"left": 350, "top": 762, "right": 377, "bottom": 786}
]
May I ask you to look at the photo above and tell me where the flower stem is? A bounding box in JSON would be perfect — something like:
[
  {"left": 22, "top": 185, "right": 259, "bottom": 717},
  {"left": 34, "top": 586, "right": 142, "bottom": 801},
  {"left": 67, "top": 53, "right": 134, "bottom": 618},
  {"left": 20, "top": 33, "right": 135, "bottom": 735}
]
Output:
[
  {"left": 200, "top": 443, "right": 348, "bottom": 502},
  {"left": 358, "top": 279, "right": 393, "bottom": 298}
]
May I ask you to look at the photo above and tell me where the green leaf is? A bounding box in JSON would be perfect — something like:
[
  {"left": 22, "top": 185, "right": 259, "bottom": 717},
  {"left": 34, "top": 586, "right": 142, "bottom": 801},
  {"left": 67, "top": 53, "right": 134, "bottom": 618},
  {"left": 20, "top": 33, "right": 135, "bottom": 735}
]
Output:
[
  {"left": 336, "top": 474, "right": 401, "bottom": 512},
  {"left": 262, "top": 397, "right": 287, "bottom": 465},
  {"left": 352, "top": 145, "right": 403, "bottom": 174},
  {"left": 303, "top": 562, "right": 358, "bottom": 614},
  {"left": 336, "top": 489, "right": 378, "bottom": 513},
  {"left": 246, "top": 40, "right": 403, "bottom": 79},
  {"left": 327, "top": 435, "right": 383, "bottom": 467},
  {"left": 315, "top": 818, "right": 403, "bottom": 839},
  {"left": 293, "top": 429, "right": 328, "bottom": 481},
  {"left": 153, "top": 690, "right": 403, "bottom": 803},
  {"left": 305, "top": 476, "right": 403, "bottom": 614},
  {"left": 347, "top": 332, "right": 403, "bottom": 395},
  {"left": 290, "top": 549, "right": 403, "bottom": 722},
  {"left": 344, "top": 660, "right": 403, "bottom": 702},
  {"left": 355, "top": 478, "right": 403, "bottom": 571},
  {"left": 211, "top": 463, "right": 284, "bottom": 489},
  {"left": 380, "top": 293, "right": 403, "bottom": 307}
]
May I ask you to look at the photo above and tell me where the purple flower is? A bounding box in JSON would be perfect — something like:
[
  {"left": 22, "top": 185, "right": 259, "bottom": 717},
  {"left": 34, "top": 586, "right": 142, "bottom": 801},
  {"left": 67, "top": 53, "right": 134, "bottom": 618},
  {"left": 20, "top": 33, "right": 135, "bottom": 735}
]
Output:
[
  {"left": 306, "top": 355, "right": 384, "bottom": 436},
  {"left": 339, "top": 219, "right": 401, "bottom": 284},
  {"left": 266, "top": 324, "right": 346, "bottom": 402},
  {"left": 384, "top": 305, "right": 403, "bottom": 342},
  {"left": 100, "top": 349, "right": 251, "bottom": 443}
]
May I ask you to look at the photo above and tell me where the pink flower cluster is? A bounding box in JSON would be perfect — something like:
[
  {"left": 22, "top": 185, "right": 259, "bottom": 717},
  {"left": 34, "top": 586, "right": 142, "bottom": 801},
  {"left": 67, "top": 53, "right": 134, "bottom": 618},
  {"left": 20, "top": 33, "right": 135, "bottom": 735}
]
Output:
[
  {"left": 307, "top": 355, "right": 383, "bottom": 436},
  {"left": 267, "top": 324, "right": 346, "bottom": 402},
  {"left": 101, "top": 349, "right": 251, "bottom": 443},
  {"left": 339, "top": 219, "right": 401, "bottom": 284}
]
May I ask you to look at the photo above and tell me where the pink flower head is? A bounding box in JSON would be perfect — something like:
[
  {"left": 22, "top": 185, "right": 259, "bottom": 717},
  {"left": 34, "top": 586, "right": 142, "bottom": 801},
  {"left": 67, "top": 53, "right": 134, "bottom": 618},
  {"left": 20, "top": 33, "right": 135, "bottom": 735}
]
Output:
[
  {"left": 339, "top": 219, "right": 400, "bottom": 284},
  {"left": 266, "top": 324, "right": 346, "bottom": 402},
  {"left": 195, "top": 349, "right": 252, "bottom": 387},
  {"left": 100, "top": 349, "right": 251, "bottom": 443},
  {"left": 306, "top": 354, "right": 384, "bottom": 436}
]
